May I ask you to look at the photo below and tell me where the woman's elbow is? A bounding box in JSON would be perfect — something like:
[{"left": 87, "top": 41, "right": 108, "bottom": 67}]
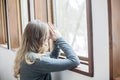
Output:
[
  {"left": 75, "top": 60, "right": 80, "bottom": 66},
  {"left": 72, "top": 59, "right": 80, "bottom": 66}
]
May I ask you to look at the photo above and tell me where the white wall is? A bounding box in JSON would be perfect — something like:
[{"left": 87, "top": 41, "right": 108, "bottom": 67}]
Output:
[
  {"left": 0, "top": 0, "right": 109, "bottom": 80},
  {"left": 52, "top": 0, "right": 110, "bottom": 80},
  {"left": 0, "top": 47, "right": 16, "bottom": 80}
]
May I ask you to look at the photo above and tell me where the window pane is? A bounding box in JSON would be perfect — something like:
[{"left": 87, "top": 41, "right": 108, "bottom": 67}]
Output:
[
  {"left": 53, "top": 0, "right": 88, "bottom": 57},
  {"left": 21, "top": 0, "right": 29, "bottom": 33},
  {"left": 34, "top": 0, "right": 47, "bottom": 22},
  {"left": 7, "top": 0, "right": 21, "bottom": 48},
  {"left": 0, "top": 0, "right": 8, "bottom": 48}
]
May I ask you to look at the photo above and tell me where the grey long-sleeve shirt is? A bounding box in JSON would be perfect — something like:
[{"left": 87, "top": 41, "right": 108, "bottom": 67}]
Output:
[{"left": 20, "top": 38, "right": 80, "bottom": 80}]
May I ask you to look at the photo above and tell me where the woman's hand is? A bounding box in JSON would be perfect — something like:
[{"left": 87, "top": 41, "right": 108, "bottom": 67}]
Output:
[{"left": 48, "top": 23, "right": 62, "bottom": 41}]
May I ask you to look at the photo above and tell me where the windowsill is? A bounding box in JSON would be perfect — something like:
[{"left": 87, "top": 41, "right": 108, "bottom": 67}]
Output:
[
  {"left": 70, "top": 64, "right": 91, "bottom": 76},
  {"left": 0, "top": 44, "right": 8, "bottom": 49},
  {"left": 59, "top": 56, "right": 93, "bottom": 77},
  {"left": 70, "top": 67, "right": 93, "bottom": 77}
]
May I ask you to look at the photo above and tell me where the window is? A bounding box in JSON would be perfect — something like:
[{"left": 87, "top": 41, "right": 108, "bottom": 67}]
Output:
[
  {"left": 52, "top": 0, "right": 94, "bottom": 77},
  {"left": 0, "top": 0, "right": 51, "bottom": 49},
  {"left": 0, "top": 0, "right": 8, "bottom": 48},
  {"left": 0, "top": 0, "right": 21, "bottom": 49},
  {"left": 0, "top": 0, "right": 93, "bottom": 76},
  {"left": 7, "top": 0, "right": 21, "bottom": 49}
]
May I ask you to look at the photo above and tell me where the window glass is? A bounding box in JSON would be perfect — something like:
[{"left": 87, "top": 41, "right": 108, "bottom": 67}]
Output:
[{"left": 53, "top": 0, "right": 88, "bottom": 57}]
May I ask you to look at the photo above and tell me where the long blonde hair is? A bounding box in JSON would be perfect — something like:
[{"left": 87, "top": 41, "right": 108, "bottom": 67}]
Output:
[{"left": 14, "top": 20, "right": 49, "bottom": 78}]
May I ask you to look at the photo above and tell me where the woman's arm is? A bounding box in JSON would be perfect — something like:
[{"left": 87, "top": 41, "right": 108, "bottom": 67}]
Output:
[
  {"left": 34, "top": 38, "right": 80, "bottom": 73},
  {"left": 50, "top": 41, "right": 60, "bottom": 58}
]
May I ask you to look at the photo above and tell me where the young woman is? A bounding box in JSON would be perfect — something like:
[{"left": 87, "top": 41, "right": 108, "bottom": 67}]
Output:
[{"left": 14, "top": 20, "right": 80, "bottom": 80}]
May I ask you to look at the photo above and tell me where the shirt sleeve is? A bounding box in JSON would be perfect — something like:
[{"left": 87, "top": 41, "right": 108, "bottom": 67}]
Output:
[
  {"left": 34, "top": 37, "right": 80, "bottom": 73},
  {"left": 49, "top": 41, "right": 60, "bottom": 58}
]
